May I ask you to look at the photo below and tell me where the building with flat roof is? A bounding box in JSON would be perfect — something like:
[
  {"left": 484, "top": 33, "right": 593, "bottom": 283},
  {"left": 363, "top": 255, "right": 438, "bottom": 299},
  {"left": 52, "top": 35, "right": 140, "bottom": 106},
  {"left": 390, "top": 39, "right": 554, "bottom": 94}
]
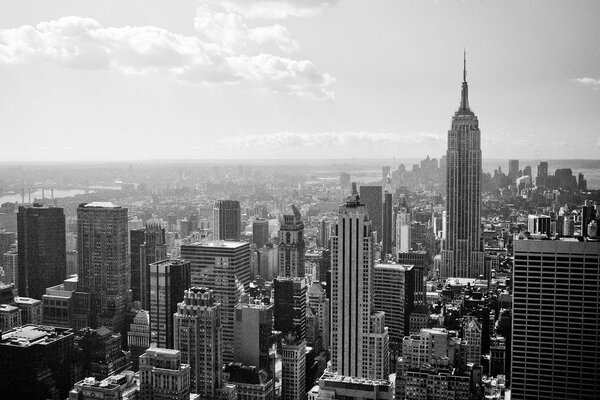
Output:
[
  {"left": 214, "top": 200, "right": 241, "bottom": 241},
  {"left": 224, "top": 362, "right": 274, "bottom": 400},
  {"left": 0, "top": 303, "right": 21, "bottom": 329},
  {"left": 234, "top": 300, "right": 274, "bottom": 373},
  {"left": 309, "top": 371, "right": 394, "bottom": 400},
  {"left": 42, "top": 274, "right": 77, "bottom": 328},
  {"left": 69, "top": 372, "right": 139, "bottom": 400},
  {"left": 15, "top": 296, "right": 42, "bottom": 324},
  {"left": 139, "top": 348, "right": 191, "bottom": 400}
]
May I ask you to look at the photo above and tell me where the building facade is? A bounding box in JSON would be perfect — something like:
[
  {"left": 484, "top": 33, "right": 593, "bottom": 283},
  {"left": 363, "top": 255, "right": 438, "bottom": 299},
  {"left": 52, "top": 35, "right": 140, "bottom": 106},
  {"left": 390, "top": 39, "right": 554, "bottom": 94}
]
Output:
[
  {"left": 214, "top": 200, "right": 241, "bottom": 241},
  {"left": 278, "top": 205, "right": 306, "bottom": 277},
  {"left": 139, "top": 348, "right": 191, "bottom": 400}
]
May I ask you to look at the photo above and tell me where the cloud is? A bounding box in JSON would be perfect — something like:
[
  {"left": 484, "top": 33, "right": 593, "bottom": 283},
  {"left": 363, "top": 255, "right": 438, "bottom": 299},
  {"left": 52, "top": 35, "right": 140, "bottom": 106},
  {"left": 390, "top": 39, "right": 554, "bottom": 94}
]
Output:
[
  {"left": 573, "top": 77, "right": 600, "bottom": 90},
  {"left": 213, "top": 131, "right": 444, "bottom": 150},
  {"left": 212, "top": 0, "right": 341, "bottom": 19},
  {"left": 0, "top": 3, "right": 334, "bottom": 99}
]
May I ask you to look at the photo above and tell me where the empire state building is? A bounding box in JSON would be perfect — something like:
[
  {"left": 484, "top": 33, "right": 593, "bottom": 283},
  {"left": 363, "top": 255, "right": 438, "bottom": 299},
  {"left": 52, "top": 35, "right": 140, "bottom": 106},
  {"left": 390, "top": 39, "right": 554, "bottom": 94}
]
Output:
[{"left": 441, "top": 53, "right": 485, "bottom": 279}]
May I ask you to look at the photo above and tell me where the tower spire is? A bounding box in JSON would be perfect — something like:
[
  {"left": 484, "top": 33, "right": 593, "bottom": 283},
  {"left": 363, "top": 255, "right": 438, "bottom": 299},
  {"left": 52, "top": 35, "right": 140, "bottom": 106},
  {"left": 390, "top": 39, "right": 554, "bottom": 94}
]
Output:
[
  {"left": 459, "top": 49, "right": 470, "bottom": 112},
  {"left": 463, "top": 49, "right": 467, "bottom": 83}
]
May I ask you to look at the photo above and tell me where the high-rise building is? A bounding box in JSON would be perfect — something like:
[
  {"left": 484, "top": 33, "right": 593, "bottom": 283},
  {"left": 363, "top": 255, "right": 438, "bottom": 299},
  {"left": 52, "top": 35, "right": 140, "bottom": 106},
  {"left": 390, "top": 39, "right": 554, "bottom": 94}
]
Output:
[
  {"left": 42, "top": 274, "right": 77, "bottom": 328},
  {"left": 0, "top": 303, "right": 21, "bottom": 329},
  {"left": 128, "top": 309, "right": 150, "bottom": 371},
  {"left": 511, "top": 239, "right": 600, "bottom": 399},
  {"left": 0, "top": 325, "right": 76, "bottom": 400},
  {"left": 78, "top": 327, "right": 130, "bottom": 380},
  {"left": 69, "top": 372, "right": 139, "bottom": 400},
  {"left": 129, "top": 227, "right": 146, "bottom": 303},
  {"left": 139, "top": 348, "right": 191, "bottom": 400},
  {"left": 308, "top": 281, "right": 329, "bottom": 351},
  {"left": 373, "top": 263, "right": 415, "bottom": 363},
  {"left": 214, "top": 200, "right": 241, "bottom": 240},
  {"left": 339, "top": 172, "right": 351, "bottom": 193},
  {"left": 536, "top": 161, "right": 549, "bottom": 187},
  {"left": 359, "top": 185, "right": 382, "bottom": 239},
  {"left": 181, "top": 240, "right": 251, "bottom": 362},
  {"left": 253, "top": 218, "right": 270, "bottom": 248},
  {"left": 2, "top": 242, "right": 18, "bottom": 286},
  {"left": 17, "top": 204, "right": 66, "bottom": 299},
  {"left": 281, "top": 336, "right": 306, "bottom": 400},
  {"left": 278, "top": 205, "right": 305, "bottom": 277},
  {"left": 330, "top": 183, "right": 389, "bottom": 380},
  {"left": 14, "top": 296, "right": 43, "bottom": 324},
  {"left": 462, "top": 316, "right": 482, "bottom": 365},
  {"left": 508, "top": 159, "right": 519, "bottom": 180},
  {"left": 145, "top": 259, "right": 191, "bottom": 349},
  {"left": 0, "top": 230, "right": 16, "bottom": 271},
  {"left": 173, "top": 287, "right": 224, "bottom": 397},
  {"left": 381, "top": 177, "right": 393, "bottom": 256},
  {"left": 234, "top": 301, "right": 274, "bottom": 373},
  {"left": 224, "top": 363, "right": 274, "bottom": 400},
  {"left": 75, "top": 202, "right": 130, "bottom": 333},
  {"left": 273, "top": 276, "right": 307, "bottom": 341},
  {"left": 140, "top": 223, "right": 167, "bottom": 310},
  {"left": 441, "top": 54, "right": 484, "bottom": 279}
]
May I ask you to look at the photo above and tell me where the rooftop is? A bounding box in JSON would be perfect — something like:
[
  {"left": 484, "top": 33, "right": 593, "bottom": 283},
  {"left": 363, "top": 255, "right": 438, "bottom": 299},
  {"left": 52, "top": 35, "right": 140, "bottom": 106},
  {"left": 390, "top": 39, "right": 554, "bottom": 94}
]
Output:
[
  {"left": 82, "top": 201, "right": 120, "bottom": 208},
  {"left": 14, "top": 297, "right": 41, "bottom": 305},
  {"left": 186, "top": 240, "right": 249, "bottom": 249},
  {"left": 319, "top": 371, "right": 392, "bottom": 387},
  {"left": 1, "top": 324, "right": 73, "bottom": 347}
]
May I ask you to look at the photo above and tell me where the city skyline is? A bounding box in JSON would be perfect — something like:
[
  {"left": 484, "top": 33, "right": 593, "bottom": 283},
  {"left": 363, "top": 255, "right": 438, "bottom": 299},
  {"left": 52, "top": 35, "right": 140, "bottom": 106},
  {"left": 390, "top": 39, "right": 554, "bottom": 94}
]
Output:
[{"left": 0, "top": 1, "right": 599, "bottom": 162}]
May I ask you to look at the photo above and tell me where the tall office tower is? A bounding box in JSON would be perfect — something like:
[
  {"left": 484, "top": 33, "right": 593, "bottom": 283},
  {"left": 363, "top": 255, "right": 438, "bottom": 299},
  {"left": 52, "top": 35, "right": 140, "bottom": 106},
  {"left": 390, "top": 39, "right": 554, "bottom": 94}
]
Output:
[
  {"left": 253, "top": 218, "right": 270, "bottom": 247},
  {"left": 234, "top": 301, "right": 274, "bottom": 372},
  {"left": 273, "top": 276, "right": 307, "bottom": 341},
  {"left": 318, "top": 218, "right": 331, "bottom": 248},
  {"left": 536, "top": 161, "right": 549, "bottom": 187},
  {"left": 359, "top": 185, "right": 382, "bottom": 238},
  {"left": 330, "top": 183, "right": 390, "bottom": 379},
  {"left": 181, "top": 241, "right": 251, "bottom": 362},
  {"left": 214, "top": 200, "right": 241, "bottom": 240},
  {"left": 462, "top": 316, "right": 482, "bottom": 365},
  {"left": 511, "top": 239, "right": 600, "bottom": 399},
  {"left": 508, "top": 159, "right": 520, "bottom": 180},
  {"left": 78, "top": 327, "right": 130, "bottom": 380},
  {"left": 339, "top": 172, "right": 351, "bottom": 193},
  {"left": 308, "top": 281, "right": 329, "bottom": 351},
  {"left": 2, "top": 242, "right": 18, "bottom": 286},
  {"left": 75, "top": 202, "right": 129, "bottom": 333},
  {"left": 139, "top": 348, "right": 191, "bottom": 400},
  {"left": 373, "top": 264, "right": 415, "bottom": 363},
  {"left": 145, "top": 259, "right": 190, "bottom": 349},
  {"left": 128, "top": 309, "right": 150, "bottom": 371},
  {"left": 0, "top": 230, "right": 16, "bottom": 270},
  {"left": 441, "top": 54, "right": 484, "bottom": 279},
  {"left": 278, "top": 205, "right": 305, "bottom": 277},
  {"left": 129, "top": 227, "right": 145, "bottom": 302},
  {"left": 0, "top": 325, "right": 76, "bottom": 400},
  {"left": 173, "top": 287, "right": 225, "bottom": 397},
  {"left": 17, "top": 204, "right": 66, "bottom": 299},
  {"left": 381, "top": 177, "right": 393, "bottom": 256},
  {"left": 281, "top": 336, "right": 306, "bottom": 400},
  {"left": 140, "top": 223, "right": 167, "bottom": 310}
]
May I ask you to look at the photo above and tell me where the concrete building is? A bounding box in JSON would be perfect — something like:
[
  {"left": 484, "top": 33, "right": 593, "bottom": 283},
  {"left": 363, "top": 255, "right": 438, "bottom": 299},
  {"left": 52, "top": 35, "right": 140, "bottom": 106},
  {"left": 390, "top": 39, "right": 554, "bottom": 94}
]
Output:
[
  {"left": 511, "top": 238, "right": 600, "bottom": 399},
  {"left": 281, "top": 336, "right": 306, "bottom": 400},
  {"left": 401, "top": 366, "right": 470, "bottom": 400},
  {"left": 181, "top": 240, "right": 251, "bottom": 363},
  {"left": 234, "top": 300, "right": 274, "bottom": 372},
  {"left": 462, "top": 316, "right": 482, "bottom": 365},
  {"left": 74, "top": 202, "right": 130, "bottom": 334},
  {"left": 15, "top": 296, "right": 42, "bottom": 324},
  {"left": 0, "top": 303, "right": 21, "bottom": 329},
  {"left": 307, "top": 281, "right": 329, "bottom": 351},
  {"left": 278, "top": 205, "right": 306, "bottom": 277},
  {"left": 381, "top": 177, "right": 393, "bottom": 256},
  {"left": 309, "top": 371, "right": 394, "bottom": 400},
  {"left": 330, "top": 183, "right": 389, "bottom": 380},
  {"left": 359, "top": 185, "right": 382, "bottom": 239},
  {"left": 145, "top": 259, "right": 190, "bottom": 349},
  {"left": 395, "top": 199, "right": 412, "bottom": 254},
  {"left": 78, "top": 326, "right": 130, "bottom": 380},
  {"left": 69, "top": 373, "right": 139, "bottom": 400},
  {"left": 0, "top": 325, "right": 76, "bottom": 400},
  {"left": 2, "top": 242, "right": 18, "bottom": 286},
  {"left": 273, "top": 276, "right": 307, "bottom": 341},
  {"left": 441, "top": 55, "right": 485, "bottom": 279},
  {"left": 17, "top": 204, "right": 66, "bottom": 299},
  {"left": 253, "top": 218, "right": 270, "bottom": 248},
  {"left": 128, "top": 309, "right": 151, "bottom": 371},
  {"left": 224, "top": 362, "right": 274, "bottom": 400},
  {"left": 130, "top": 227, "right": 146, "bottom": 303},
  {"left": 139, "top": 348, "right": 191, "bottom": 400},
  {"left": 42, "top": 274, "right": 77, "bottom": 328},
  {"left": 140, "top": 223, "right": 167, "bottom": 309},
  {"left": 214, "top": 200, "right": 241, "bottom": 240}
]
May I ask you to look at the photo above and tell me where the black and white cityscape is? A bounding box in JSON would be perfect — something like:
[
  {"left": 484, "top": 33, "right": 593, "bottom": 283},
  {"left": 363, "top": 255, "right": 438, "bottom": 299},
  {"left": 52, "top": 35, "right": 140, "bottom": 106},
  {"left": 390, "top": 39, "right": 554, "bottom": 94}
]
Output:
[{"left": 1, "top": 1, "right": 600, "bottom": 399}]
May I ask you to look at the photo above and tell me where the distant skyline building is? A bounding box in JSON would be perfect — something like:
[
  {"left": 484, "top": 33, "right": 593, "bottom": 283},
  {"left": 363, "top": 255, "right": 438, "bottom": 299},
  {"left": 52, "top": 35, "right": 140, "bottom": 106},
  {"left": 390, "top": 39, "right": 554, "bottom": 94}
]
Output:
[
  {"left": 508, "top": 159, "right": 520, "bottom": 180},
  {"left": 395, "top": 198, "right": 411, "bottom": 253},
  {"left": 253, "top": 218, "right": 270, "bottom": 247},
  {"left": 140, "top": 223, "right": 167, "bottom": 310},
  {"left": 129, "top": 227, "right": 146, "bottom": 303},
  {"left": 330, "top": 183, "right": 389, "bottom": 379},
  {"left": 214, "top": 200, "right": 241, "bottom": 240},
  {"left": 278, "top": 205, "right": 305, "bottom": 277},
  {"left": 75, "top": 202, "right": 130, "bottom": 333},
  {"left": 146, "top": 259, "right": 191, "bottom": 349},
  {"left": 359, "top": 185, "right": 382, "bottom": 239},
  {"left": 382, "top": 177, "right": 393, "bottom": 256},
  {"left": 441, "top": 54, "right": 485, "bottom": 279},
  {"left": 17, "top": 204, "right": 66, "bottom": 299},
  {"left": 511, "top": 239, "right": 600, "bottom": 399}
]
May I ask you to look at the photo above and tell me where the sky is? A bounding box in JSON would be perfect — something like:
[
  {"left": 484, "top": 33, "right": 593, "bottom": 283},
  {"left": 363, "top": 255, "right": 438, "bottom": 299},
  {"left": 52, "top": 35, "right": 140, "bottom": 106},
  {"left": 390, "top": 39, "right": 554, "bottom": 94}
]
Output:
[{"left": 0, "top": 0, "right": 599, "bottom": 162}]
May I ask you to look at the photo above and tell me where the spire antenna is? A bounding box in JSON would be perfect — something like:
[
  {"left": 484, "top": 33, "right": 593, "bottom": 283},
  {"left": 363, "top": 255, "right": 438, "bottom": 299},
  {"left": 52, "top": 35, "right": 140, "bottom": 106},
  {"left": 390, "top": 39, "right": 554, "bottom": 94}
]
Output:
[{"left": 463, "top": 48, "right": 467, "bottom": 83}]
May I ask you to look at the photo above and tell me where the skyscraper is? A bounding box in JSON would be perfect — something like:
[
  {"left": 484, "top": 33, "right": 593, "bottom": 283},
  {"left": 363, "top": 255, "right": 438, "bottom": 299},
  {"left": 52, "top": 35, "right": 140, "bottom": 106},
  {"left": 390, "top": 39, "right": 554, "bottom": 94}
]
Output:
[
  {"left": 278, "top": 205, "right": 305, "bottom": 277},
  {"left": 129, "top": 227, "right": 146, "bottom": 303},
  {"left": 395, "top": 198, "right": 411, "bottom": 253},
  {"left": 17, "top": 204, "right": 66, "bottom": 299},
  {"left": 359, "top": 185, "right": 382, "bottom": 239},
  {"left": 180, "top": 241, "right": 251, "bottom": 363},
  {"left": 381, "top": 177, "right": 393, "bottom": 256},
  {"left": 508, "top": 159, "right": 520, "bottom": 180},
  {"left": 511, "top": 238, "right": 600, "bottom": 399},
  {"left": 253, "top": 218, "right": 270, "bottom": 248},
  {"left": 173, "top": 287, "right": 225, "bottom": 397},
  {"left": 128, "top": 309, "right": 150, "bottom": 371},
  {"left": 273, "top": 276, "right": 307, "bottom": 341},
  {"left": 140, "top": 223, "right": 167, "bottom": 310},
  {"left": 214, "top": 200, "right": 241, "bottom": 240},
  {"left": 281, "top": 336, "right": 306, "bottom": 400},
  {"left": 233, "top": 301, "right": 274, "bottom": 373},
  {"left": 330, "top": 183, "right": 389, "bottom": 379},
  {"left": 139, "top": 348, "right": 191, "bottom": 400},
  {"left": 441, "top": 53, "right": 484, "bottom": 279},
  {"left": 146, "top": 259, "right": 191, "bottom": 349},
  {"left": 75, "top": 202, "right": 129, "bottom": 333}
]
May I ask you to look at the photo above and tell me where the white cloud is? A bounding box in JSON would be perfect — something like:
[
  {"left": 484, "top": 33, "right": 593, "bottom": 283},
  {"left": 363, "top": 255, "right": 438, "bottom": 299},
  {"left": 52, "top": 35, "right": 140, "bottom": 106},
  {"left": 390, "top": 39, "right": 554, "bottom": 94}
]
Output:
[
  {"left": 213, "top": 131, "right": 444, "bottom": 150},
  {"left": 573, "top": 77, "right": 600, "bottom": 90},
  {"left": 0, "top": 3, "right": 334, "bottom": 100},
  {"left": 212, "top": 0, "right": 341, "bottom": 19}
]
